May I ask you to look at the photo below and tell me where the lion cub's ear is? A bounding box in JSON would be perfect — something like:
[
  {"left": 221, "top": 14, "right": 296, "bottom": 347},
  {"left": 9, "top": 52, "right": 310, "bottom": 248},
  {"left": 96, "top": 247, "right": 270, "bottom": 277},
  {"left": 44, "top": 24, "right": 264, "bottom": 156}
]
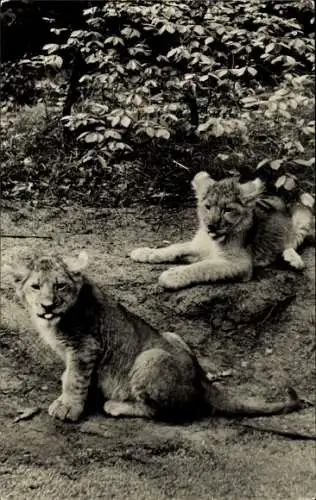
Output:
[
  {"left": 192, "top": 171, "right": 215, "bottom": 200},
  {"left": 239, "top": 178, "right": 265, "bottom": 204},
  {"left": 3, "top": 261, "right": 31, "bottom": 285},
  {"left": 63, "top": 250, "right": 88, "bottom": 273}
]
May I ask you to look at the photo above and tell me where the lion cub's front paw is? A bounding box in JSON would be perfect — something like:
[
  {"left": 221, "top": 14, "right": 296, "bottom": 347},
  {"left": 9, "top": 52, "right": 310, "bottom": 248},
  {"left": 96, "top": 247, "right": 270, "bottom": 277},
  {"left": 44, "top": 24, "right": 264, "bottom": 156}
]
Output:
[
  {"left": 48, "top": 396, "right": 83, "bottom": 422},
  {"left": 283, "top": 248, "right": 305, "bottom": 270},
  {"left": 159, "top": 267, "right": 190, "bottom": 290},
  {"left": 130, "top": 247, "right": 155, "bottom": 263}
]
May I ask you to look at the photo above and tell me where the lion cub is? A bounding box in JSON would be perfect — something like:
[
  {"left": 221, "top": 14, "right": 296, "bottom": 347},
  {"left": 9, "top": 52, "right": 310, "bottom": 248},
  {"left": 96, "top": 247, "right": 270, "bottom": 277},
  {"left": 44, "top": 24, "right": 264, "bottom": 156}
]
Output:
[
  {"left": 130, "top": 172, "right": 314, "bottom": 290},
  {"left": 8, "top": 251, "right": 302, "bottom": 422}
]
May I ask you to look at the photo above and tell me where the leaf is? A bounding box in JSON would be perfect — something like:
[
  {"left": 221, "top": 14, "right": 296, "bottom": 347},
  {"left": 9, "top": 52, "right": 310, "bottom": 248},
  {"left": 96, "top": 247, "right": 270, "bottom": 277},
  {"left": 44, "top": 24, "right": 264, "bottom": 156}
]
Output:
[
  {"left": 302, "top": 126, "right": 315, "bottom": 135},
  {"left": 212, "top": 122, "right": 225, "bottom": 137},
  {"left": 285, "top": 56, "right": 296, "bottom": 66},
  {"left": 216, "top": 69, "right": 228, "bottom": 78},
  {"left": 279, "top": 109, "right": 291, "bottom": 120},
  {"left": 120, "top": 116, "right": 131, "bottom": 128},
  {"left": 231, "top": 67, "right": 246, "bottom": 77},
  {"left": 104, "top": 36, "right": 124, "bottom": 46},
  {"left": 197, "top": 119, "right": 212, "bottom": 133},
  {"left": 194, "top": 25, "right": 205, "bottom": 35},
  {"left": 200, "top": 55, "right": 214, "bottom": 65},
  {"left": 265, "top": 42, "right": 275, "bottom": 53},
  {"left": 144, "top": 105, "right": 156, "bottom": 114},
  {"left": 293, "top": 39, "right": 305, "bottom": 53},
  {"left": 104, "top": 130, "right": 121, "bottom": 140},
  {"left": 275, "top": 175, "right": 286, "bottom": 188},
  {"left": 79, "top": 75, "right": 92, "bottom": 83},
  {"left": 217, "top": 154, "right": 229, "bottom": 161},
  {"left": 50, "top": 28, "right": 68, "bottom": 36},
  {"left": 14, "top": 407, "right": 40, "bottom": 423},
  {"left": 145, "top": 127, "right": 155, "bottom": 138},
  {"left": 294, "top": 141, "right": 305, "bottom": 153},
  {"left": 300, "top": 193, "right": 315, "bottom": 208},
  {"left": 111, "top": 116, "right": 121, "bottom": 127},
  {"left": 167, "top": 47, "right": 180, "bottom": 59},
  {"left": 241, "top": 96, "right": 257, "bottom": 103},
  {"left": 271, "top": 55, "right": 283, "bottom": 64},
  {"left": 44, "top": 55, "right": 63, "bottom": 69},
  {"left": 83, "top": 7, "right": 98, "bottom": 16},
  {"left": 156, "top": 128, "right": 170, "bottom": 140},
  {"left": 294, "top": 158, "right": 315, "bottom": 167},
  {"left": 134, "top": 94, "right": 142, "bottom": 106},
  {"left": 205, "top": 36, "right": 214, "bottom": 45},
  {"left": 256, "top": 158, "right": 270, "bottom": 169},
  {"left": 108, "top": 141, "right": 131, "bottom": 151},
  {"left": 126, "top": 59, "right": 139, "bottom": 71},
  {"left": 97, "top": 155, "right": 108, "bottom": 170},
  {"left": 247, "top": 67, "right": 257, "bottom": 76},
  {"left": 88, "top": 103, "right": 109, "bottom": 115},
  {"left": 270, "top": 159, "right": 284, "bottom": 170},
  {"left": 70, "top": 30, "right": 86, "bottom": 38},
  {"left": 42, "top": 43, "right": 59, "bottom": 54},
  {"left": 84, "top": 132, "right": 104, "bottom": 143},
  {"left": 284, "top": 177, "right": 296, "bottom": 191}
]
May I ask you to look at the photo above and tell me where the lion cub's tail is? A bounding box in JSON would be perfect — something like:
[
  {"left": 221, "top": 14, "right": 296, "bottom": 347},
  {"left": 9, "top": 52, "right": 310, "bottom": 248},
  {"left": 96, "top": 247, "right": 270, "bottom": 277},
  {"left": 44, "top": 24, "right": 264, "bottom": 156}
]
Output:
[{"left": 202, "top": 379, "right": 303, "bottom": 417}]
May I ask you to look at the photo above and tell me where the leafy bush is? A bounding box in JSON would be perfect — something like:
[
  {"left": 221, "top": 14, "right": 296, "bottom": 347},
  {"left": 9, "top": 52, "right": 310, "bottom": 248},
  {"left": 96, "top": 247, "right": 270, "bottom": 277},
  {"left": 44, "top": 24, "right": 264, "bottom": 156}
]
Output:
[
  {"left": 0, "top": 101, "right": 142, "bottom": 207},
  {"left": 1, "top": 0, "right": 315, "bottom": 205}
]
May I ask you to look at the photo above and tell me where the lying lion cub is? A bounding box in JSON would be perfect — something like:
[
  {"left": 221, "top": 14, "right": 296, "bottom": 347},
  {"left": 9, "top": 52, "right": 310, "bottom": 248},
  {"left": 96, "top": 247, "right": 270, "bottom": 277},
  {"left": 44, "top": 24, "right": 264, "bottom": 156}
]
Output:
[
  {"left": 130, "top": 172, "right": 314, "bottom": 290},
  {"left": 8, "top": 251, "right": 302, "bottom": 422}
]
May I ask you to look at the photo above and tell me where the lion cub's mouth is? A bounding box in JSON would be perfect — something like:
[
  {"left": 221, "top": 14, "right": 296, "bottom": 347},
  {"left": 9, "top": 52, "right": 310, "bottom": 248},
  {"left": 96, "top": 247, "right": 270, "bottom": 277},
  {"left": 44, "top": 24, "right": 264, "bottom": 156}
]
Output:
[
  {"left": 38, "top": 312, "right": 61, "bottom": 321},
  {"left": 211, "top": 232, "right": 226, "bottom": 242}
]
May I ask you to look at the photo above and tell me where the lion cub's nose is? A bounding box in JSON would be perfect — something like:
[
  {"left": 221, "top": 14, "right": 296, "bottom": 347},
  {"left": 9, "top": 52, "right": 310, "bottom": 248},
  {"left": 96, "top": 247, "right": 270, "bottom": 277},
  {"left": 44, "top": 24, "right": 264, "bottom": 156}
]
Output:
[
  {"left": 41, "top": 301, "right": 55, "bottom": 312},
  {"left": 208, "top": 224, "right": 218, "bottom": 233}
]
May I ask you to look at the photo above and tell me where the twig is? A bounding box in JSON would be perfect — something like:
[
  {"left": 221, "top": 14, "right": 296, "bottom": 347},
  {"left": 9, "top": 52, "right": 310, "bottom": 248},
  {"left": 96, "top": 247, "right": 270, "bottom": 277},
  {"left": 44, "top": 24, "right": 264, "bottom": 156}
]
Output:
[
  {"left": 63, "top": 48, "right": 86, "bottom": 118},
  {"left": 238, "top": 422, "right": 316, "bottom": 441},
  {"left": 13, "top": 407, "right": 41, "bottom": 423},
  {"left": 0, "top": 235, "right": 53, "bottom": 239},
  {"left": 172, "top": 159, "right": 190, "bottom": 171},
  {"left": 206, "top": 370, "right": 233, "bottom": 382}
]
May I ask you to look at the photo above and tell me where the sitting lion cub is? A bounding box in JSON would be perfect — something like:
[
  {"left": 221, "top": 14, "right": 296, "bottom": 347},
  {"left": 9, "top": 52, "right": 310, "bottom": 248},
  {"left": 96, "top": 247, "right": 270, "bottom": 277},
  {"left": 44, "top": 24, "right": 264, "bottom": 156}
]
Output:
[
  {"left": 130, "top": 172, "right": 314, "bottom": 290},
  {"left": 8, "top": 250, "right": 302, "bottom": 422}
]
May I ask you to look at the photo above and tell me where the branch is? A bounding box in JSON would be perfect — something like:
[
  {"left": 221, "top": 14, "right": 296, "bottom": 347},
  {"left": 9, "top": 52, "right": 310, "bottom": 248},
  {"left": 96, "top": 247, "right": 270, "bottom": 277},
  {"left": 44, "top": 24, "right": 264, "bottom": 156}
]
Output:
[
  {"left": 238, "top": 422, "right": 316, "bottom": 441},
  {"left": 62, "top": 48, "right": 86, "bottom": 118},
  {"left": 183, "top": 84, "right": 199, "bottom": 129},
  {"left": 0, "top": 235, "right": 52, "bottom": 239}
]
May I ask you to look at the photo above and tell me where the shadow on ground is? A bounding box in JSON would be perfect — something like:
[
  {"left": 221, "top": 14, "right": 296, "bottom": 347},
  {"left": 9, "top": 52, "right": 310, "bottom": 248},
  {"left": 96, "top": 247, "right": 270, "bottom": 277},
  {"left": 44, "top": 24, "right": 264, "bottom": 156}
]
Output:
[{"left": 0, "top": 204, "right": 315, "bottom": 500}]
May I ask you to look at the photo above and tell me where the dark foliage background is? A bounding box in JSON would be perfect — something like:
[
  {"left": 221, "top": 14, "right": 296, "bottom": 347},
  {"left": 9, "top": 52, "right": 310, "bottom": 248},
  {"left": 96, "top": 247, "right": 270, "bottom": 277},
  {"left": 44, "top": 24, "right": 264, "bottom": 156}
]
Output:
[{"left": 1, "top": 0, "right": 314, "bottom": 206}]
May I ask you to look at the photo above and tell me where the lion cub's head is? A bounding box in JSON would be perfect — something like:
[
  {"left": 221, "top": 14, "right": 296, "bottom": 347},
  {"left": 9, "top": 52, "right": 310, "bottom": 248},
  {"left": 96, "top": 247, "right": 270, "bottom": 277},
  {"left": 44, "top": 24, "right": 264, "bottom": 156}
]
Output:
[
  {"left": 9, "top": 251, "right": 88, "bottom": 325},
  {"left": 192, "top": 171, "right": 265, "bottom": 241}
]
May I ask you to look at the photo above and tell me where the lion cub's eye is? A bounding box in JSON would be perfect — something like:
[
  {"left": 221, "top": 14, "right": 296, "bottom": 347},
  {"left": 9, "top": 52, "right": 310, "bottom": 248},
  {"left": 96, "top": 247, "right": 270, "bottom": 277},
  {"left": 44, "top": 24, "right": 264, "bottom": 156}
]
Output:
[
  {"left": 56, "top": 283, "right": 67, "bottom": 290},
  {"left": 31, "top": 284, "right": 40, "bottom": 290},
  {"left": 204, "top": 203, "right": 211, "bottom": 210},
  {"left": 224, "top": 209, "right": 239, "bottom": 223}
]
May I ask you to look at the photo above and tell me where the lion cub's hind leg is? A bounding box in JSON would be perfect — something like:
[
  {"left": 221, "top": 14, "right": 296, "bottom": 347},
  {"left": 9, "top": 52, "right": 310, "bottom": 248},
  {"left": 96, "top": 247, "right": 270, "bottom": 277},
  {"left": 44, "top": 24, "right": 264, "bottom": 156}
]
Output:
[
  {"left": 283, "top": 202, "right": 314, "bottom": 270},
  {"left": 103, "top": 400, "right": 154, "bottom": 418},
  {"left": 104, "top": 347, "right": 198, "bottom": 420}
]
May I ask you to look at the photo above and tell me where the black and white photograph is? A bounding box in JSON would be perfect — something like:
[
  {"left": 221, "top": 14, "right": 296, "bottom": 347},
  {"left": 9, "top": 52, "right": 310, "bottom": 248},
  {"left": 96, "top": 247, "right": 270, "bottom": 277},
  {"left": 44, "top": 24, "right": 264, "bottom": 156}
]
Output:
[{"left": 1, "top": 0, "right": 315, "bottom": 498}]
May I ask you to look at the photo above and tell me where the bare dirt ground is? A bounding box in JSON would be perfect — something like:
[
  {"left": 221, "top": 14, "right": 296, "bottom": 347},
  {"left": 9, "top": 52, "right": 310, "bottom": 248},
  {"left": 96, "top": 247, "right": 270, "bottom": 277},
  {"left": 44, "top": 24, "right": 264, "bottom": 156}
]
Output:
[{"left": 0, "top": 203, "right": 315, "bottom": 500}]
